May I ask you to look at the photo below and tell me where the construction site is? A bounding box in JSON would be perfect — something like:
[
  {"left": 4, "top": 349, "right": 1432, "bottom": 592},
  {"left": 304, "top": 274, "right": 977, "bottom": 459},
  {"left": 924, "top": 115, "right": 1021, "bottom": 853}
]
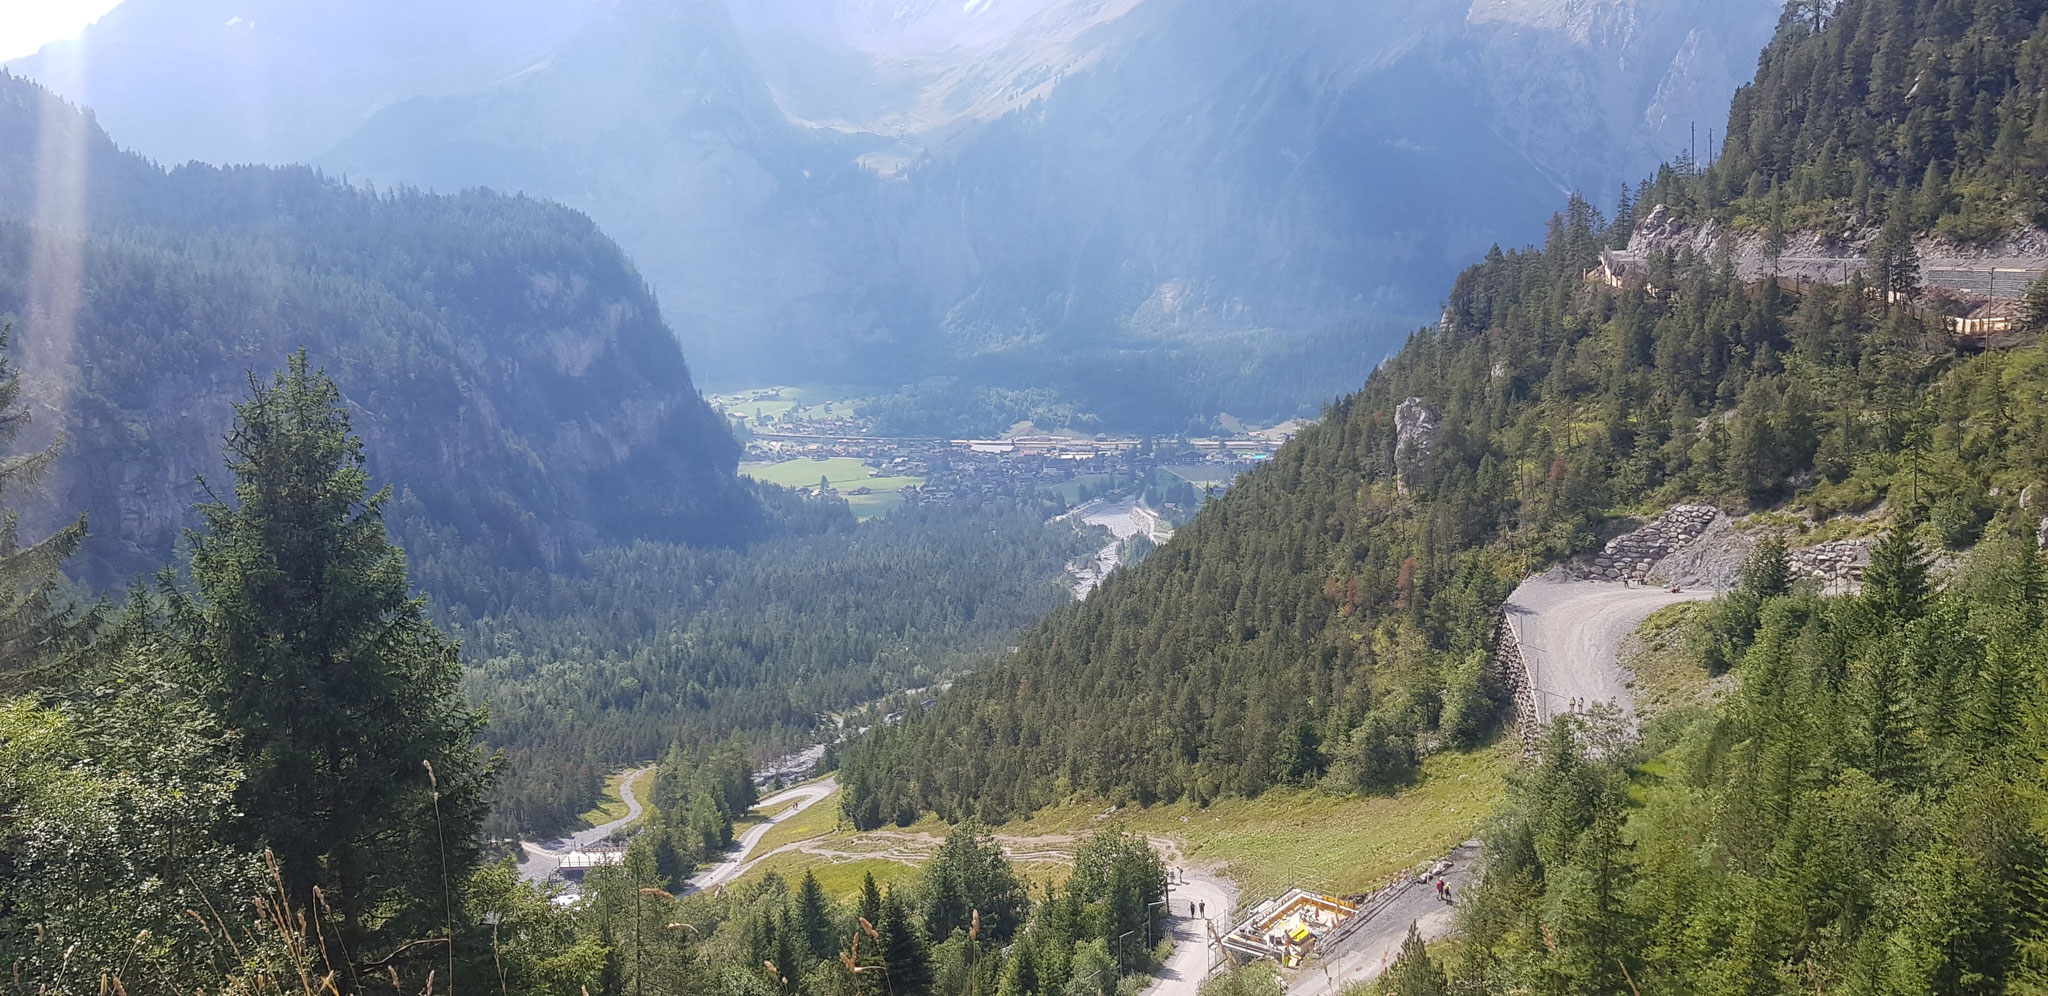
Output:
[{"left": 1218, "top": 890, "right": 1361, "bottom": 968}]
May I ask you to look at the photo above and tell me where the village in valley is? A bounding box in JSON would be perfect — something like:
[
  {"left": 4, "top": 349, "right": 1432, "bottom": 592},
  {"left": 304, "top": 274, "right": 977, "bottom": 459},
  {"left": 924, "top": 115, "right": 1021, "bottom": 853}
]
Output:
[{"left": 711, "top": 386, "right": 1304, "bottom": 520}]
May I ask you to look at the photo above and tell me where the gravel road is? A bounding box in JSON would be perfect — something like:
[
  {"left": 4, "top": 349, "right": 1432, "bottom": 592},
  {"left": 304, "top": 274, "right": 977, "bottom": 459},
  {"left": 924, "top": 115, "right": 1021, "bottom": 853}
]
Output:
[
  {"left": 685, "top": 777, "right": 839, "bottom": 892},
  {"left": 519, "top": 765, "right": 653, "bottom": 883},
  {"left": 1061, "top": 496, "right": 1175, "bottom": 598},
  {"left": 1504, "top": 578, "right": 1716, "bottom": 725}
]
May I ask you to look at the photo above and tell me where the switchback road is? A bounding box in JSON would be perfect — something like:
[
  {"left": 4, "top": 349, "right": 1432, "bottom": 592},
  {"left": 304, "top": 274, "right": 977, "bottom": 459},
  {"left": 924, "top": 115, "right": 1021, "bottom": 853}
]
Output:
[
  {"left": 686, "top": 777, "right": 839, "bottom": 892},
  {"left": 519, "top": 765, "right": 653, "bottom": 884}
]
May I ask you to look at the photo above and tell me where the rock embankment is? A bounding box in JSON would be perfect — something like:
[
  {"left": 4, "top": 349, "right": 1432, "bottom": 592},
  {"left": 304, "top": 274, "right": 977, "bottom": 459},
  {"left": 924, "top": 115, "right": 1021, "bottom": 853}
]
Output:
[
  {"left": 1580, "top": 505, "right": 1720, "bottom": 581},
  {"left": 1788, "top": 539, "right": 1871, "bottom": 584}
]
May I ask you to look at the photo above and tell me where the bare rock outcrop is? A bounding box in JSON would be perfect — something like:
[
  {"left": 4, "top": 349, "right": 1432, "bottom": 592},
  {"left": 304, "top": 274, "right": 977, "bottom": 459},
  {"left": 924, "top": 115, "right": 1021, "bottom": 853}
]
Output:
[{"left": 1393, "top": 397, "right": 1442, "bottom": 491}]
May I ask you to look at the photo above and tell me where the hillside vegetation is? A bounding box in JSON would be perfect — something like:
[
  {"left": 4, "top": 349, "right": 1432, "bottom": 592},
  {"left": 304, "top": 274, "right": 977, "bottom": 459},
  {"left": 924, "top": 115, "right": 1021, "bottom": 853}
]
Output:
[
  {"left": 1654, "top": 0, "right": 2048, "bottom": 241},
  {"left": 843, "top": 9, "right": 2048, "bottom": 968},
  {"left": 0, "top": 74, "right": 756, "bottom": 588}
]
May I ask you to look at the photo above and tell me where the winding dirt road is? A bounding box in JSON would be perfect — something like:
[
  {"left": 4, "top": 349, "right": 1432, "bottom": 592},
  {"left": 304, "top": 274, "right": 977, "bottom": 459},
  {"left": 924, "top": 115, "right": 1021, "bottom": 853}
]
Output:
[
  {"left": 1504, "top": 577, "right": 1715, "bottom": 725},
  {"left": 686, "top": 777, "right": 839, "bottom": 892},
  {"left": 519, "top": 765, "right": 653, "bottom": 883},
  {"left": 1283, "top": 574, "right": 1719, "bottom": 992}
]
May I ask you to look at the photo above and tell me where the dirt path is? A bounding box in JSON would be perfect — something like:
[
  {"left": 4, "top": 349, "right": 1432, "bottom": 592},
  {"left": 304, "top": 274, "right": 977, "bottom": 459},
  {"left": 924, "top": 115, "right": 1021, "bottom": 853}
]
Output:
[
  {"left": 518, "top": 765, "right": 653, "bottom": 883},
  {"left": 1144, "top": 844, "right": 1237, "bottom": 996},
  {"left": 1504, "top": 578, "right": 1716, "bottom": 725},
  {"left": 686, "top": 777, "right": 839, "bottom": 892}
]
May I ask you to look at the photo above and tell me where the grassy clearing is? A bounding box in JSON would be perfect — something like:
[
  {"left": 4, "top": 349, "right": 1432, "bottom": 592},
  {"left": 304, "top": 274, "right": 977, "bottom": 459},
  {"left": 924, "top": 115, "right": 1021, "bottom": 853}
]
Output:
[
  {"left": 1044, "top": 474, "right": 1113, "bottom": 504},
  {"left": 845, "top": 491, "right": 907, "bottom": 518},
  {"left": 740, "top": 457, "right": 872, "bottom": 488},
  {"left": 712, "top": 384, "right": 870, "bottom": 424},
  {"left": 1619, "top": 602, "right": 1728, "bottom": 718},
  {"left": 726, "top": 749, "right": 1509, "bottom": 902},
  {"left": 579, "top": 767, "right": 653, "bottom": 830},
  {"left": 999, "top": 746, "right": 1513, "bottom": 902},
  {"left": 1161, "top": 465, "right": 1239, "bottom": 489},
  {"left": 740, "top": 458, "right": 925, "bottom": 519},
  {"left": 751, "top": 787, "right": 846, "bottom": 855},
  {"left": 739, "top": 851, "right": 928, "bottom": 896}
]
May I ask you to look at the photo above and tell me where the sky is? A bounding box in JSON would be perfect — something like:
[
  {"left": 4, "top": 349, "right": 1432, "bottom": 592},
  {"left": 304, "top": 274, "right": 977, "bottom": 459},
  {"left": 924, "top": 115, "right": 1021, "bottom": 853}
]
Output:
[{"left": 0, "top": 0, "right": 122, "bottom": 62}]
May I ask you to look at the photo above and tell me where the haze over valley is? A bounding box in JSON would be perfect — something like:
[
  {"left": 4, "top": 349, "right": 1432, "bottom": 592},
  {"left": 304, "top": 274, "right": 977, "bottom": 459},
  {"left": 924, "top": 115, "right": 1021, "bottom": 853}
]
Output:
[
  {"left": 12, "top": 0, "right": 1782, "bottom": 428},
  {"left": 11, "top": 2, "right": 2048, "bottom": 995}
]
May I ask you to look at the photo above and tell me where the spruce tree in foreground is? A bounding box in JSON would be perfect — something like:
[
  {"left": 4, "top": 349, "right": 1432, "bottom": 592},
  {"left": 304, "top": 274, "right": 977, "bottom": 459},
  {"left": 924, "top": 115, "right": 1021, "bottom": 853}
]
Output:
[
  {"left": 0, "top": 326, "right": 88, "bottom": 690},
  {"left": 174, "top": 351, "right": 493, "bottom": 957}
]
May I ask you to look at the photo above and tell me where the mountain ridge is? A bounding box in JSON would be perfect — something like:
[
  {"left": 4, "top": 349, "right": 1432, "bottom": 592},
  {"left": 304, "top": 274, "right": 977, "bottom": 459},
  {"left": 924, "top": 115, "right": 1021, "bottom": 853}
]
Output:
[
  {"left": 0, "top": 74, "right": 757, "bottom": 587},
  {"left": 10, "top": 0, "right": 1783, "bottom": 426}
]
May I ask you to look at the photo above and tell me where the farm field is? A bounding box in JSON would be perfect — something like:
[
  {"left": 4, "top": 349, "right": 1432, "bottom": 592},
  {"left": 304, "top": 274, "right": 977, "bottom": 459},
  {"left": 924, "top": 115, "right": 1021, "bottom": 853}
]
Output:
[
  {"left": 739, "top": 457, "right": 925, "bottom": 518},
  {"left": 1161, "top": 464, "right": 1241, "bottom": 489}
]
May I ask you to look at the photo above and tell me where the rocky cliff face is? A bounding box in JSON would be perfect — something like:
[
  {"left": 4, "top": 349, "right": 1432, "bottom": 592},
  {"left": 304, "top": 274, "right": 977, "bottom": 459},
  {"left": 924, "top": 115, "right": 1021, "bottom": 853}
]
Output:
[
  {"left": 0, "top": 77, "right": 754, "bottom": 586},
  {"left": 5, "top": 0, "right": 613, "bottom": 165}
]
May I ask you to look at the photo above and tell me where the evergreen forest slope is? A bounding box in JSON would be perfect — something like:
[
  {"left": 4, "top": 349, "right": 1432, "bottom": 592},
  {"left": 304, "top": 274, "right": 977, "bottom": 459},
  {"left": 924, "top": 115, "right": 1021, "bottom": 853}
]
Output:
[
  {"left": 841, "top": 0, "right": 2048, "bottom": 842},
  {"left": 0, "top": 74, "right": 756, "bottom": 588}
]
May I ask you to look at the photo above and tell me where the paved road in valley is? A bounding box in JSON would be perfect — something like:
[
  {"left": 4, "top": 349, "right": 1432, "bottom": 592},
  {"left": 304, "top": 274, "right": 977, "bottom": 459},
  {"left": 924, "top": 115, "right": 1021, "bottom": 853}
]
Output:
[
  {"left": 685, "top": 777, "right": 839, "bottom": 892},
  {"left": 519, "top": 765, "right": 653, "bottom": 884}
]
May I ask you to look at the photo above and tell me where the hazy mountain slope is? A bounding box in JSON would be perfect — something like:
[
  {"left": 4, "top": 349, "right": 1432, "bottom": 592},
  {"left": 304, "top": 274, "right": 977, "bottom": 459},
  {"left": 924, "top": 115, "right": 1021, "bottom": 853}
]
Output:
[
  {"left": 320, "top": 0, "right": 924, "bottom": 389},
  {"left": 13, "top": 0, "right": 1782, "bottom": 425},
  {"left": 329, "top": 0, "right": 1781, "bottom": 416},
  {"left": 4, "top": 0, "right": 612, "bottom": 166},
  {"left": 0, "top": 76, "right": 755, "bottom": 586}
]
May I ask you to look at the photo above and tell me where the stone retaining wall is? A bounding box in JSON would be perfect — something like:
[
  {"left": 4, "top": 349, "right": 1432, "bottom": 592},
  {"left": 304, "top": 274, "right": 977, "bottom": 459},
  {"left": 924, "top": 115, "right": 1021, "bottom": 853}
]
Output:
[
  {"left": 1789, "top": 538, "right": 1871, "bottom": 583},
  {"left": 1581, "top": 504, "right": 1720, "bottom": 581},
  {"left": 1491, "top": 612, "right": 1539, "bottom": 759}
]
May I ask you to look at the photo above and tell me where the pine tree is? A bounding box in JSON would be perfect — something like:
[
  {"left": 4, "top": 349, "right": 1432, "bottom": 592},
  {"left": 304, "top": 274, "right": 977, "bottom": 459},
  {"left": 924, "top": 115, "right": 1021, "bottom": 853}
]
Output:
[
  {"left": 1378, "top": 925, "right": 1448, "bottom": 996},
  {"left": 879, "top": 888, "right": 935, "bottom": 996},
  {"left": 796, "top": 871, "right": 836, "bottom": 961},
  {"left": 2025, "top": 272, "right": 2048, "bottom": 332},
  {"left": 860, "top": 872, "right": 884, "bottom": 933},
  {"left": 0, "top": 326, "right": 88, "bottom": 690},
  {"left": 924, "top": 820, "right": 1029, "bottom": 944},
  {"left": 1741, "top": 533, "right": 1793, "bottom": 598},
  {"left": 174, "top": 351, "right": 493, "bottom": 952},
  {"left": 1865, "top": 525, "right": 1931, "bottom": 622}
]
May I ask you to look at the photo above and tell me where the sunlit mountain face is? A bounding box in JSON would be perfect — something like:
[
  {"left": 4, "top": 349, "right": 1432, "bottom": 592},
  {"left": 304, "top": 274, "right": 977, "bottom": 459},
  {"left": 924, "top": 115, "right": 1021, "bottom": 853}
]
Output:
[{"left": 8, "top": 0, "right": 1783, "bottom": 427}]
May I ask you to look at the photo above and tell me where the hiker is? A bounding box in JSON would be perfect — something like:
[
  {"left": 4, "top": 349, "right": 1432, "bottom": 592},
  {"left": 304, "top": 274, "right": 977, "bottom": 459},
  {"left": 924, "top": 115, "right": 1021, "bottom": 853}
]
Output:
[
  {"left": 1191, "top": 902, "right": 1198, "bottom": 918},
  {"left": 1200, "top": 901, "right": 1207, "bottom": 917}
]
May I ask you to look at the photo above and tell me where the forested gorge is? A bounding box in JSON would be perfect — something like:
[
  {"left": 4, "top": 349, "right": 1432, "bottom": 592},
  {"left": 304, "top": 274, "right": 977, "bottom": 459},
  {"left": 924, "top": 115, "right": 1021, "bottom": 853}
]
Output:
[
  {"left": 19, "top": 0, "right": 2048, "bottom": 993},
  {"left": 467, "top": 502, "right": 1098, "bottom": 836}
]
